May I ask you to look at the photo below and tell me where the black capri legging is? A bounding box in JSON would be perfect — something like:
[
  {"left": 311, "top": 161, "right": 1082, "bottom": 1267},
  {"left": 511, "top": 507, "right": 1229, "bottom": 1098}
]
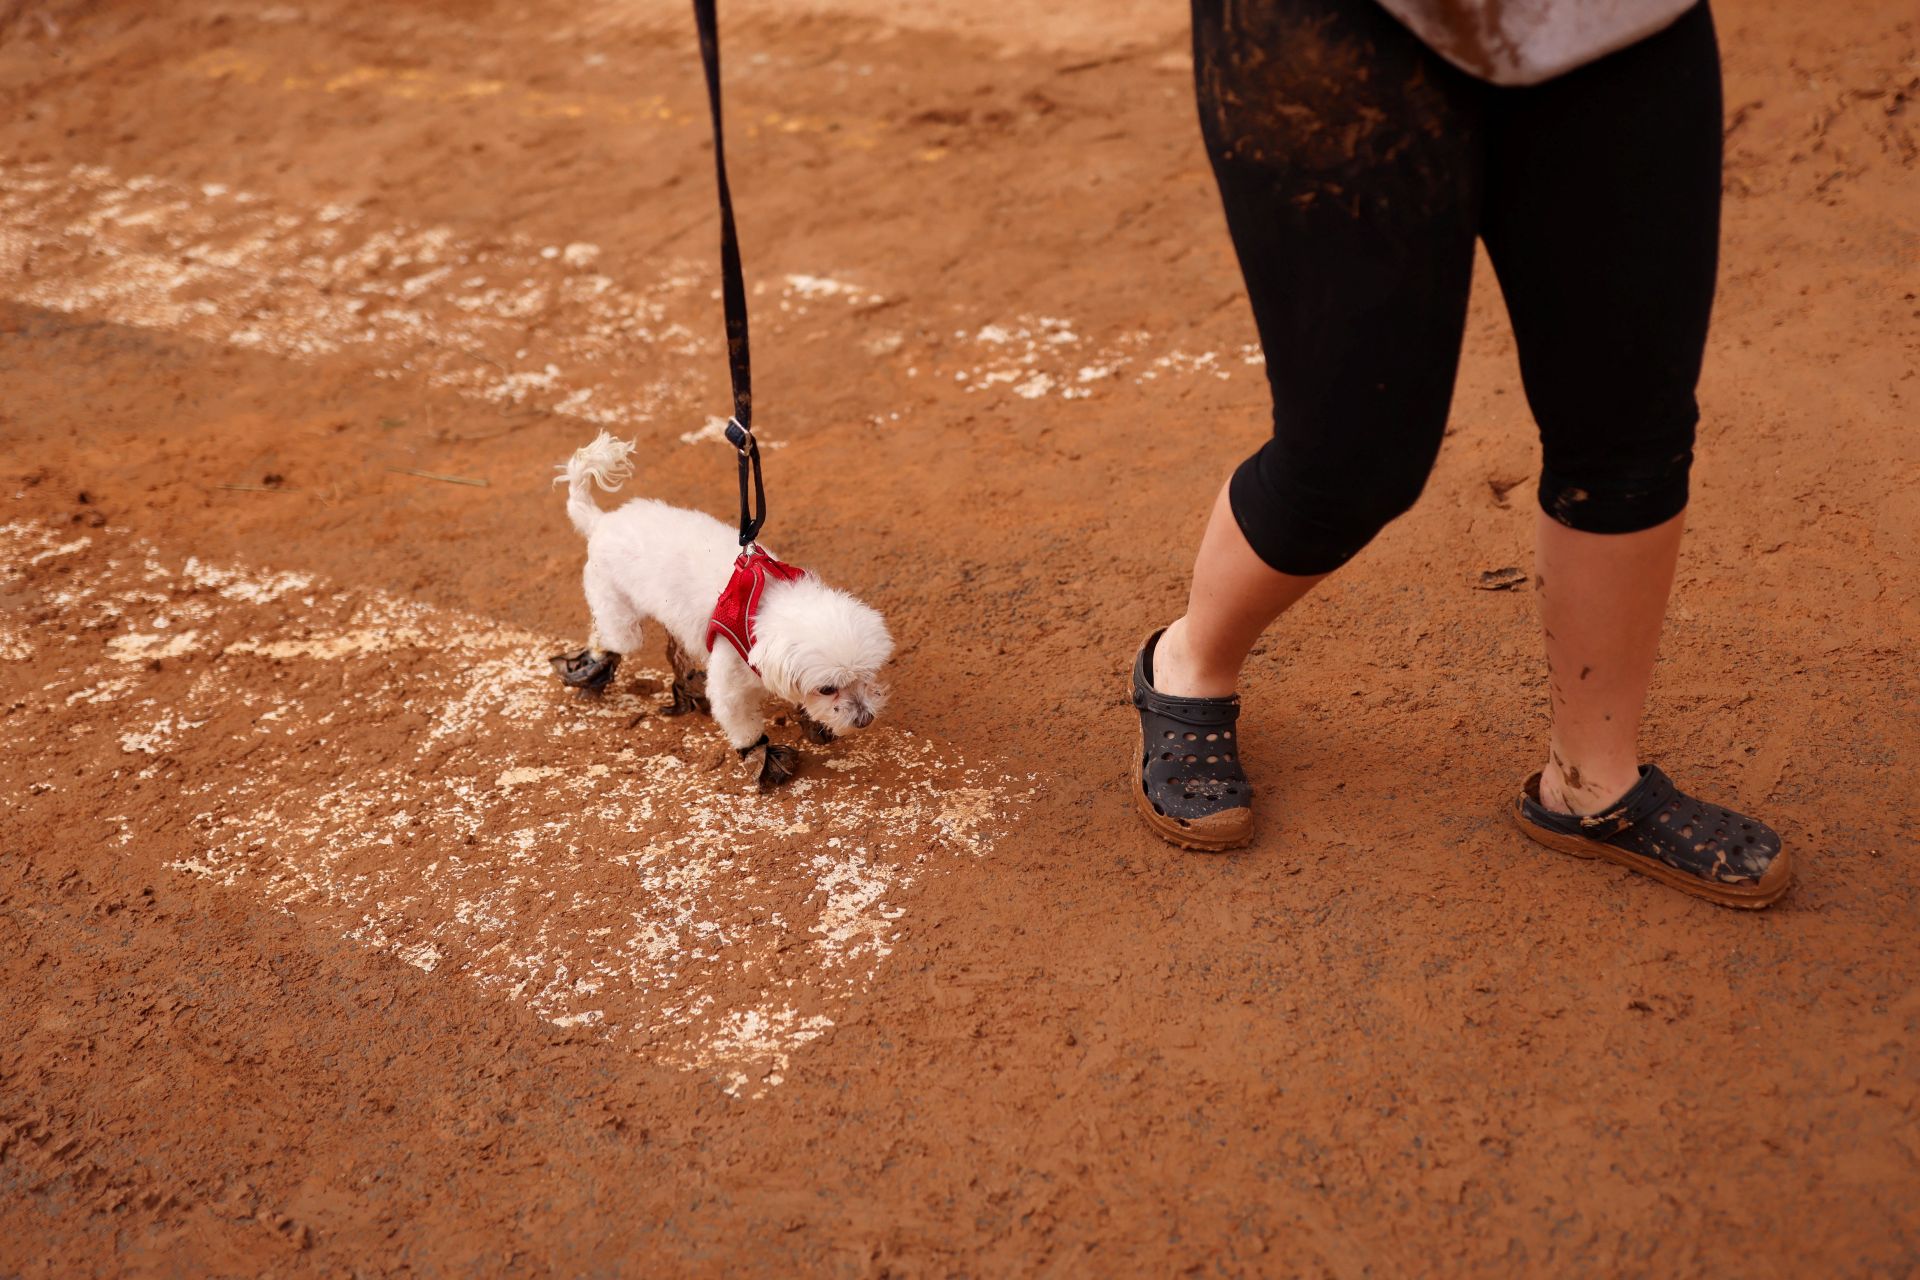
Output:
[{"left": 1195, "top": 0, "right": 1722, "bottom": 576}]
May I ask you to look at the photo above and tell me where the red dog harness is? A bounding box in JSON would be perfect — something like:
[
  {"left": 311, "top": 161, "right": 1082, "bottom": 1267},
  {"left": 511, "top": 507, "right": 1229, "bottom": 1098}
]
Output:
[{"left": 707, "top": 544, "right": 806, "bottom": 672}]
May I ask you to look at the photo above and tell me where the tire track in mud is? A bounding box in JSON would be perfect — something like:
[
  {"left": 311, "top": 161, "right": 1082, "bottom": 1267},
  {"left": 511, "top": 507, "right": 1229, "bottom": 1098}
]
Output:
[{"left": 0, "top": 519, "right": 1032, "bottom": 1097}]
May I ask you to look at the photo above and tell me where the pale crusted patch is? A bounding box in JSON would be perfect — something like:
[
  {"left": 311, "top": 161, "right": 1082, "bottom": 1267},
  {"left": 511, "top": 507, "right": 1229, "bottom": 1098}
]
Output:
[
  {"left": 181, "top": 556, "right": 315, "bottom": 603},
  {"left": 496, "top": 765, "right": 563, "bottom": 788},
  {"left": 107, "top": 630, "right": 204, "bottom": 663},
  {"left": 0, "top": 623, "right": 30, "bottom": 662}
]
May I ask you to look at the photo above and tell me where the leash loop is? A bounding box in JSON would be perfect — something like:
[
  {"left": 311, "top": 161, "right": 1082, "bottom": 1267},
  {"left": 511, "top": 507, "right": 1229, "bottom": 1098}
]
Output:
[
  {"left": 724, "top": 416, "right": 767, "bottom": 547},
  {"left": 693, "top": 0, "right": 765, "bottom": 547}
]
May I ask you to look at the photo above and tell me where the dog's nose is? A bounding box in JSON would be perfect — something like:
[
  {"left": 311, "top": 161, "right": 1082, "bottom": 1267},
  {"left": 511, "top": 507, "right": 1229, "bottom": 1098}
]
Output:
[{"left": 853, "top": 708, "right": 875, "bottom": 729}]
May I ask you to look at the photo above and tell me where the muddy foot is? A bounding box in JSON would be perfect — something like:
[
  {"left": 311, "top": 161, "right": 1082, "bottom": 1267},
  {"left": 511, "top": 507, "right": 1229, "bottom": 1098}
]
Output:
[
  {"left": 798, "top": 710, "right": 836, "bottom": 745},
  {"left": 658, "top": 680, "right": 710, "bottom": 717},
  {"left": 550, "top": 647, "right": 620, "bottom": 695},
  {"left": 661, "top": 637, "right": 712, "bottom": 717},
  {"left": 757, "top": 742, "right": 801, "bottom": 792}
]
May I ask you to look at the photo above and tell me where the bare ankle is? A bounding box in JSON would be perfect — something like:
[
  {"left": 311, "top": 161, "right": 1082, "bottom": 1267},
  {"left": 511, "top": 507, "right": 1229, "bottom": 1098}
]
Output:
[
  {"left": 1538, "top": 751, "right": 1641, "bottom": 816},
  {"left": 1152, "top": 618, "right": 1238, "bottom": 699}
]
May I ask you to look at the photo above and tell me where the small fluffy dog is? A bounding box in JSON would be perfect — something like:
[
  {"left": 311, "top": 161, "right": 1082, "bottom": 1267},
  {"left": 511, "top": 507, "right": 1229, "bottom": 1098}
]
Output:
[{"left": 553, "top": 432, "right": 893, "bottom": 790}]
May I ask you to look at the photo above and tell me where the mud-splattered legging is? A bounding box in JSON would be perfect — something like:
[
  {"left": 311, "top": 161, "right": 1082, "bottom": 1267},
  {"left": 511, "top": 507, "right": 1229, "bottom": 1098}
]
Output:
[{"left": 1195, "top": 0, "right": 1722, "bottom": 575}]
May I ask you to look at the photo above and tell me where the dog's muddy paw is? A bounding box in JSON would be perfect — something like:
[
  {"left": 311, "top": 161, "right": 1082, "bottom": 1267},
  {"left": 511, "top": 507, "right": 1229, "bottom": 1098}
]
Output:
[
  {"left": 658, "top": 674, "right": 711, "bottom": 718},
  {"left": 756, "top": 743, "right": 801, "bottom": 792},
  {"left": 661, "top": 638, "right": 712, "bottom": 717},
  {"left": 551, "top": 648, "right": 621, "bottom": 695}
]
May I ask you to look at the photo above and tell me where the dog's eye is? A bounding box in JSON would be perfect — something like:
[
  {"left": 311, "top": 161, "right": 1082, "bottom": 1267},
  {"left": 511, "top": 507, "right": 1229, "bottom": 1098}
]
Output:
[{"left": 818, "top": 685, "right": 838, "bottom": 697}]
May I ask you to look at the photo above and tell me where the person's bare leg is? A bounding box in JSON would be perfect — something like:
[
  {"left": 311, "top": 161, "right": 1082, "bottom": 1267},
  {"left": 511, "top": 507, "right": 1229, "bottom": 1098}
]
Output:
[
  {"left": 1534, "top": 507, "right": 1685, "bottom": 815},
  {"left": 1152, "top": 480, "right": 1327, "bottom": 698}
]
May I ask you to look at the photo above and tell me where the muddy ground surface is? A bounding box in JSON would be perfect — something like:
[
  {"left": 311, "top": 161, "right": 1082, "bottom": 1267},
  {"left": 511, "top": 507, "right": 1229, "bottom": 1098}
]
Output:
[{"left": 0, "top": 0, "right": 1916, "bottom": 1274}]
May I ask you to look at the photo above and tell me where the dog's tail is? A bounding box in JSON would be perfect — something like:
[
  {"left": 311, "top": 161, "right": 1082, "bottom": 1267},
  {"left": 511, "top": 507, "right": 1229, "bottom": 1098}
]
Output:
[{"left": 555, "top": 432, "right": 636, "bottom": 537}]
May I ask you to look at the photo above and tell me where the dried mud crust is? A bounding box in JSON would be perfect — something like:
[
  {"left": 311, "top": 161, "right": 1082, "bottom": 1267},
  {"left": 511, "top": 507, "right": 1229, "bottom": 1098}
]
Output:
[
  {"left": 0, "top": 0, "right": 1917, "bottom": 1275},
  {"left": 1192, "top": 0, "right": 1475, "bottom": 218}
]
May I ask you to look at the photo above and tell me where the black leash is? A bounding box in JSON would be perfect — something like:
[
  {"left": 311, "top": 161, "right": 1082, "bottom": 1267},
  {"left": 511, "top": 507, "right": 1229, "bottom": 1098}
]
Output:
[{"left": 693, "top": 0, "right": 768, "bottom": 547}]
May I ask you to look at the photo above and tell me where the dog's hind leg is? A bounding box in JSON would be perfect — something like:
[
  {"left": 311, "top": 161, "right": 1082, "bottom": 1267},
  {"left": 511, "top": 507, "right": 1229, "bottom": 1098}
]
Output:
[
  {"left": 554, "top": 564, "right": 642, "bottom": 694},
  {"left": 552, "top": 645, "right": 622, "bottom": 693},
  {"left": 660, "top": 636, "right": 712, "bottom": 717},
  {"left": 707, "top": 650, "right": 798, "bottom": 792},
  {"left": 582, "top": 563, "right": 647, "bottom": 654}
]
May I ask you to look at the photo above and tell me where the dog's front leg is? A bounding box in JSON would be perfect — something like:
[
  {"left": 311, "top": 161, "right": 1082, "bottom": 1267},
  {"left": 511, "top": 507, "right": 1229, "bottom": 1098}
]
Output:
[
  {"left": 707, "top": 653, "right": 799, "bottom": 792},
  {"left": 796, "top": 708, "right": 836, "bottom": 746}
]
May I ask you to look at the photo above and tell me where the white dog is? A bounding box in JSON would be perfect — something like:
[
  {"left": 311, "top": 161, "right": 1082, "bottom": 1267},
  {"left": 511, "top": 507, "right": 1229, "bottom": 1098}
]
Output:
[{"left": 552, "top": 432, "right": 893, "bottom": 790}]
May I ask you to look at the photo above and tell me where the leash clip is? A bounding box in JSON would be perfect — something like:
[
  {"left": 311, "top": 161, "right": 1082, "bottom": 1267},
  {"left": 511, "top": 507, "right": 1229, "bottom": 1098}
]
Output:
[{"left": 726, "top": 415, "right": 768, "bottom": 547}]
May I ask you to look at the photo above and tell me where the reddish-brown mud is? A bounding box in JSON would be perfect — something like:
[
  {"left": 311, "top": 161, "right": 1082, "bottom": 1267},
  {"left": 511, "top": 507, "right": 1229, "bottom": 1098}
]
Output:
[{"left": 1, "top": 0, "right": 1916, "bottom": 1274}]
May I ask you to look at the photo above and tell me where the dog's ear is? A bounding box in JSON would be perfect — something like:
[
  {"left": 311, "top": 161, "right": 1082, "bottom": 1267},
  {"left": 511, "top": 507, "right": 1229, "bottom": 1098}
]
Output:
[
  {"left": 745, "top": 627, "right": 808, "bottom": 704},
  {"left": 853, "top": 602, "right": 895, "bottom": 671}
]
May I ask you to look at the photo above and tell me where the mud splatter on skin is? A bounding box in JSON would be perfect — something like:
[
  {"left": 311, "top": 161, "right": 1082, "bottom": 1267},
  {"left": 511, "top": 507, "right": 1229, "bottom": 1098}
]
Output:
[{"left": 1545, "top": 744, "right": 1584, "bottom": 795}]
